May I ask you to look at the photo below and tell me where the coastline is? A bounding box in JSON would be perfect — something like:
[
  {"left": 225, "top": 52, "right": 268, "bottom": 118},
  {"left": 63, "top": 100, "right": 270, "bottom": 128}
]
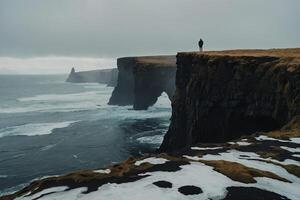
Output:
[{"left": 1, "top": 48, "right": 300, "bottom": 200}]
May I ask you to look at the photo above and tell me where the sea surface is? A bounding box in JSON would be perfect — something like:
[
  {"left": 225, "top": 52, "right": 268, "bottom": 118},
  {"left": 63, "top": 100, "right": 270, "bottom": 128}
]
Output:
[{"left": 0, "top": 74, "right": 171, "bottom": 195}]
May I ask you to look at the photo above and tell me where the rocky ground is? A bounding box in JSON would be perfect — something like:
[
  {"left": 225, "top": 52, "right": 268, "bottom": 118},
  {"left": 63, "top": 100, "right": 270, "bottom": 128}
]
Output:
[{"left": 1, "top": 117, "right": 299, "bottom": 200}]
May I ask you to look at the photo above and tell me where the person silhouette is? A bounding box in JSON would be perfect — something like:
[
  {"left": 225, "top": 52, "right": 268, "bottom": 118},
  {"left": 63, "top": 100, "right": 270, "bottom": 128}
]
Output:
[{"left": 198, "top": 39, "right": 204, "bottom": 52}]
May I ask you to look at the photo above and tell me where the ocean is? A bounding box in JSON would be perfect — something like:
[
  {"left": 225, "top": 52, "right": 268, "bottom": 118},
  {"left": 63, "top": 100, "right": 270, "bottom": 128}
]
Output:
[{"left": 0, "top": 74, "right": 171, "bottom": 195}]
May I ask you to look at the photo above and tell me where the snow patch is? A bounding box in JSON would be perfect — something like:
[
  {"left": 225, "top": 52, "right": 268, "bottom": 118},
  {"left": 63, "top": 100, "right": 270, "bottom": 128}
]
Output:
[
  {"left": 17, "top": 160, "right": 300, "bottom": 200},
  {"left": 191, "top": 147, "right": 222, "bottom": 151},
  {"left": 16, "top": 186, "right": 69, "bottom": 200},
  {"left": 135, "top": 157, "right": 168, "bottom": 166},
  {"left": 290, "top": 138, "right": 300, "bottom": 144},
  {"left": 280, "top": 146, "right": 300, "bottom": 153},
  {"left": 256, "top": 135, "right": 286, "bottom": 142},
  {"left": 183, "top": 155, "right": 201, "bottom": 161},
  {"left": 228, "top": 141, "right": 251, "bottom": 146},
  {"left": 94, "top": 169, "right": 111, "bottom": 174}
]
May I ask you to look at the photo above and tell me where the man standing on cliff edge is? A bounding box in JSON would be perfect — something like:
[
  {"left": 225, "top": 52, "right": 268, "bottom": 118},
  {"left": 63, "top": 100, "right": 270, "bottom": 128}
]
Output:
[{"left": 198, "top": 38, "right": 204, "bottom": 52}]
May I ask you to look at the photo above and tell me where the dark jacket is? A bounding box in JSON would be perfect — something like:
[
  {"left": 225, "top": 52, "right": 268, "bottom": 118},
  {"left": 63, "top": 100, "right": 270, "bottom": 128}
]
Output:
[{"left": 198, "top": 39, "right": 204, "bottom": 47}]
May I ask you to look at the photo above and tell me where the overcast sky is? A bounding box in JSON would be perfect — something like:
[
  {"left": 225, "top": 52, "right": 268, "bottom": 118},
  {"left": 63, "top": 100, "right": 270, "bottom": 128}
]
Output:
[{"left": 0, "top": 0, "right": 299, "bottom": 74}]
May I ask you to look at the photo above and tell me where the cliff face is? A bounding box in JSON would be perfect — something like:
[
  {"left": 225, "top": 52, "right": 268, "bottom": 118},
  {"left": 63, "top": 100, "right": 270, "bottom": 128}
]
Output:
[
  {"left": 108, "top": 58, "right": 135, "bottom": 106},
  {"left": 108, "top": 56, "right": 176, "bottom": 109},
  {"left": 160, "top": 49, "right": 300, "bottom": 152},
  {"left": 66, "top": 68, "right": 118, "bottom": 86}
]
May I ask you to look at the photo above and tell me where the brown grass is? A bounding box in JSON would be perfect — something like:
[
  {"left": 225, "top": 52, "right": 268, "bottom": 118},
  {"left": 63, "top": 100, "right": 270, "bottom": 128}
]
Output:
[
  {"left": 181, "top": 48, "right": 300, "bottom": 65},
  {"left": 200, "top": 160, "right": 290, "bottom": 183},
  {"left": 281, "top": 116, "right": 300, "bottom": 131},
  {"left": 282, "top": 165, "right": 300, "bottom": 177},
  {"left": 253, "top": 159, "right": 300, "bottom": 178},
  {"left": 265, "top": 130, "right": 300, "bottom": 140}
]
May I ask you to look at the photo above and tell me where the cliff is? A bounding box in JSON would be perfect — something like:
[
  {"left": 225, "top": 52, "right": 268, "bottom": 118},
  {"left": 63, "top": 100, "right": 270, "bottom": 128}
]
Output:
[
  {"left": 160, "top": 48, "right": 300, "bottom": 152},
  {"left": 108, "top": 56, "right": 176, "bottom": 110},
  {"left": 66, "top": 68, "right": 118, "bottom": 86}
]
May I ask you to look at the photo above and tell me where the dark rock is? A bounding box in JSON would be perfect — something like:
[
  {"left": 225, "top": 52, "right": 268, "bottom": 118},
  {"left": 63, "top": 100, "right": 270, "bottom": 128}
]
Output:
[
  {"left": 108, "top": 56, "right": 176, "bottom": 110},
  {"left": 160, "top": 51, "right": 300, "bottom": 152},
  {"left": 108, "top": 58, "right": 135, "bottom": 106},
  {"left": 223, "top": 187, "right": 289, "bottom": 200},
  {"left": 152, "top": 181, "right": 173, "bottom": 188},
  {"left": 178, "top": 185, "right": 203, "bottom": 195},
  {"left": 145, "top": 160, "right": 190, "bottom": 172}
]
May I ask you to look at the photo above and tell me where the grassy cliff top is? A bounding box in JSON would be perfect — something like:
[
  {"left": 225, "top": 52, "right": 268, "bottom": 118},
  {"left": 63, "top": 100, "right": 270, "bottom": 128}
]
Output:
[{"left": 181, "top": 48, "right": 300, "bottom": 65}]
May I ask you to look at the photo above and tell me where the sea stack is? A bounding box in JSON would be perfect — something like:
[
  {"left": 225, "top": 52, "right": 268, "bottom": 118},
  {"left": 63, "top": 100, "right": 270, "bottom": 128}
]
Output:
[{"left": 108, "top": 55, "right": 177, "bottom": 110}]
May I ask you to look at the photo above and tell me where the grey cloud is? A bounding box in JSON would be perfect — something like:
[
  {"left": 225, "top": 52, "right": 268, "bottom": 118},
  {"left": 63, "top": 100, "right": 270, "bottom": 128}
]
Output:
[{"left": 0, "top": 0, "right": 299, "bottom": 58}]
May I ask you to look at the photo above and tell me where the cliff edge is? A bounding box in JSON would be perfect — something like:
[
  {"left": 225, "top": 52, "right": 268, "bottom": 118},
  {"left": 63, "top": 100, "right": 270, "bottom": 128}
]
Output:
[
  {"left": 160, "top": 48, "right": 300, "bottom": 152},
  {"left": 108, "top": 56, "right": 176, "bottom": 110}
]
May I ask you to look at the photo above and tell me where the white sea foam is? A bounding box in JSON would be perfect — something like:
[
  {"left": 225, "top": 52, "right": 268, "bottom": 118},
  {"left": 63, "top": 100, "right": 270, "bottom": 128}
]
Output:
[
  {"left": 40, "top": 144, "right": 57, "bottom": 151},
  {"left": 18, "top": 91, "right": 100, "bottom": 102},
  {"left": 0, "top": 121, "right": 77, "bottom": 138},
  {"left": 136, "top": 135, "right": 164, "bottom": 145},
  {"left": 0, "top": 90, "right": 112, "bottom": 114},
  {"left": 0, "top": 103, "right": 93, "bottom": 114}
]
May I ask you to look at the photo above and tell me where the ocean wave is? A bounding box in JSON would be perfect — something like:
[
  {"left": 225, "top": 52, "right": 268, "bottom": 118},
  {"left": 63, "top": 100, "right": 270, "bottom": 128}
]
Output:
[
  {"left": 0, "top": 88, "right": 113, "bottom": 113},
  {"left": 83, "top": 83, "right": 109, "bottom": 89},
  {"left": 136, "top": 135, "right": 164, "bottom": 145},
  {"left": 40, "top": 144, "right": 57, "bottom": 151},
  {"left": 0, "top": 121, "right": 77, "bottom": 138},
  {"left": 18, "top": 91, "right": 101, "bottom": 102},
  {"left": 0, "top": 102, "right": 102, "bottom": 114},
  {"left": 0, "top": 175, "right": 8, "bottom": 178}
]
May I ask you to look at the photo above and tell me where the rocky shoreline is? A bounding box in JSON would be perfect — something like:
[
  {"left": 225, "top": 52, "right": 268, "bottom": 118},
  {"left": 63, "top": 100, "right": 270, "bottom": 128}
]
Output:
[
  {"left": 1, "top": 116, "right": 299, "bottom": 200},
  {"left": 1, "top": 48, "right": 300, "bottom": 200}
]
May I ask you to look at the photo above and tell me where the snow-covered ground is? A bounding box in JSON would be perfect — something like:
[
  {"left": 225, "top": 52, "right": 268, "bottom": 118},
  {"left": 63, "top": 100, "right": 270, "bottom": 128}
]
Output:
[{"left": 3, "top": 133, "right": 300, "bottom": 200}]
